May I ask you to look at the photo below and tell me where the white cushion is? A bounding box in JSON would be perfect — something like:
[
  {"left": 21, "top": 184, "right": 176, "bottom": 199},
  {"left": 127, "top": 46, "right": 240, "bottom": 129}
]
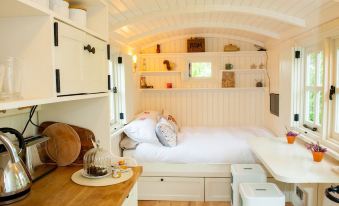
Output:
[
  {"left": 124, "top": 118, "right": 159, "bottom": 144},
  {"left": 155, "top": 118, "right": 177, "bottom": 147}
]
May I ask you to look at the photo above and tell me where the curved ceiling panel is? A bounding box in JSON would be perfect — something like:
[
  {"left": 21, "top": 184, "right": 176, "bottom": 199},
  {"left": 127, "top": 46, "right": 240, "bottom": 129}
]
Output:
[{"left": 105, "top": 0, "right": 334, "bottom": 48}]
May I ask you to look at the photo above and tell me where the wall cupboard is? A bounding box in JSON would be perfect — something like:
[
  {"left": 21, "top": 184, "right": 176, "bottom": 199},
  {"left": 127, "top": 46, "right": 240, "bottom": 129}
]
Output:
[{"left": 55, "top": 20, "right": 108, "bottom": 96}]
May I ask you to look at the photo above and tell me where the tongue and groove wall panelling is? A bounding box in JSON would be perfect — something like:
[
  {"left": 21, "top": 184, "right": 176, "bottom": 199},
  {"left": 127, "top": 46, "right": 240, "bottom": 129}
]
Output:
[
  {"left": 140, "top": 89, "right": 265, "bottom": 127},
  {"left": 140, "top": 37, "right": 258, "bottom": 54}
]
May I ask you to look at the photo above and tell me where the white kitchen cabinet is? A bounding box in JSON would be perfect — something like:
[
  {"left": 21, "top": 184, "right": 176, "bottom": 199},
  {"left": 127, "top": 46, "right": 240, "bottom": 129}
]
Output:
[
  {"left": 122, "top": 183, "right": 138, "bottom": 206},
  {"left": 138, "top": 176, "right": 205, "bottom": 201},
  {"left": 205, "top": 178, "right": 231, "bottom": 201},
  {"left": 54, "top": 20, "right": 107, "bottom": 96},
  {"left": 83, "top": 34, "right": 107, "bottom": 94}
]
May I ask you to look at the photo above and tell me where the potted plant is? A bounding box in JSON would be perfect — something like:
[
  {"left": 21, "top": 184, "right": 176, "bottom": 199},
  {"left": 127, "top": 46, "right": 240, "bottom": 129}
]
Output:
[
  {"left": 306, "top": 142, "right": 327, "bottom": 162},
  {"left": 285, "top": 131, "right": 298, "bottom": 144}
]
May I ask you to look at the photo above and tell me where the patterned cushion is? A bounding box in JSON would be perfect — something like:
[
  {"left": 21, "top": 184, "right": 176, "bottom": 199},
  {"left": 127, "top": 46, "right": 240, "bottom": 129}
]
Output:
[{"left": 155, "top": 118, "right": 177, "bottom": 147}]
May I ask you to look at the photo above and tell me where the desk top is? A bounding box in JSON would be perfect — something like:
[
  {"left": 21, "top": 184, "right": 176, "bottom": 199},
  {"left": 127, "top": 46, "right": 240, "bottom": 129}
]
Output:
[
  {"left": 250, "top": 137, "right": 339, "bottom": 183},
  {"left": 11, "top": 166, "right": 142, "bottom": 206}
]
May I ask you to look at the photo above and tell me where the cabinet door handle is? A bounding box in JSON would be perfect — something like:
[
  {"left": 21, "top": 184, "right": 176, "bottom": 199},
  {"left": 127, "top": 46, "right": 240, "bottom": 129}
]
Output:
[
  {"left": 84, "top": 44, "right": 92, "bottom": 52},
  {"left": 330, "top": 85, "right": 336, "bottom": 101},
  {"left": 90, "top": 47, "right": 95, "bottom": 54}
]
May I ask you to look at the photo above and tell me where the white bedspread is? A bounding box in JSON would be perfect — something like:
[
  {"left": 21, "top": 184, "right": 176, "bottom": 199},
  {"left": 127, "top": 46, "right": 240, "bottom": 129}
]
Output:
[{"left": 130, "top": 127, "right": 274, "bottom": 164}]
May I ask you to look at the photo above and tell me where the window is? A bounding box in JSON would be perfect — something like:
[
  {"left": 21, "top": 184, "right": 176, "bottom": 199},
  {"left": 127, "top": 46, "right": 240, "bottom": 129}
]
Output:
[
  {"left": 189, "top": 62, "right": 212, "bottom": 78},
  {"left": 331, "top": 39, "right": 339, "bottom": 141},
  {"left": 303, "top": 50, "right": 324, "bottom": 132},
  {"left": 293, "top": 39, "right": 339, "bottom": 150}
]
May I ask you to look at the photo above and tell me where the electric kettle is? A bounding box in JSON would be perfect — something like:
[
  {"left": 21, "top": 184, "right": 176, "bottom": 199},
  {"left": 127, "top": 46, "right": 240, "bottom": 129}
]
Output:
[{"left": 0, "top": 128, "right": 32, "bottom": 205}]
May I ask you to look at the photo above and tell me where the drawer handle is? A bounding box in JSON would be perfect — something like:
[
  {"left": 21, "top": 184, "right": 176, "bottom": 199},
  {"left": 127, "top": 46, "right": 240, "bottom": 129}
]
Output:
[
  {"left": 84, "top": 44, "right": 92, "bottom": 52},
  {"left": 160, "top": 178, "right": 164, "bottom": 182}
]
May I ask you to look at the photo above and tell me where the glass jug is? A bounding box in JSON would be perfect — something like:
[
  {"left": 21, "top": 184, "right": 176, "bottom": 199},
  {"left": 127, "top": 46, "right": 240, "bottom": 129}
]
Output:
[{"left": 0, "top": 57, "right": 22, "bottom": 100}]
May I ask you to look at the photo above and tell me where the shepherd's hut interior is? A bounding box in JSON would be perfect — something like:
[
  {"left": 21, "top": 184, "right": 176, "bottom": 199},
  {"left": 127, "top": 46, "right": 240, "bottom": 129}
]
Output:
[{"left": 0, "top": 0, "right": 338, "bottom": 206}]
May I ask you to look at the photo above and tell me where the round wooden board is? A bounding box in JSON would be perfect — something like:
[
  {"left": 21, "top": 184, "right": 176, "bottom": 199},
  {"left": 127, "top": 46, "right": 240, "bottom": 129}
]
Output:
[{"left": 42, "top": 123, "right": 81, "bottom": 166}]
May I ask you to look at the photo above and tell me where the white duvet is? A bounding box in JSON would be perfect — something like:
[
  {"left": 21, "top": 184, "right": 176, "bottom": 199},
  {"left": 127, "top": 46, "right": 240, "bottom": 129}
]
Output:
[{"left": 132, "top": 127, "right": 275, "bottom": 164}]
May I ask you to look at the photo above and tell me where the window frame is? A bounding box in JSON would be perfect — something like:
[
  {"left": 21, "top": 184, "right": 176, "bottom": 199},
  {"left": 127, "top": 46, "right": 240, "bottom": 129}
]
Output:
[
  {"left": 188, "top": 62, "right": 213, "bottom": 79},
  {"left": 301, "top": 45, "right": 325, "bottom": 136},
  {"left": 329, "top": 38, "right": 339, "bottom": 142}
]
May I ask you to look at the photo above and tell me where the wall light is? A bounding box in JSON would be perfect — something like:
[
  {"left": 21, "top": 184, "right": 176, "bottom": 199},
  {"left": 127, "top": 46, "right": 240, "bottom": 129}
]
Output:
[{"left": 132, "top": 55, "right": 137, "bottom": 63}]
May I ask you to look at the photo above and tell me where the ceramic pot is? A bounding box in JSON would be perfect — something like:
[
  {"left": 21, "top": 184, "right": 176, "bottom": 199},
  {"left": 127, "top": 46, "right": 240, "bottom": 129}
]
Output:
[
  {"left": 286, "top": 135, "right": 296, "bottom": 144},
  {"left": 312, "top": 151, "right": 324, "bottom": 162}
]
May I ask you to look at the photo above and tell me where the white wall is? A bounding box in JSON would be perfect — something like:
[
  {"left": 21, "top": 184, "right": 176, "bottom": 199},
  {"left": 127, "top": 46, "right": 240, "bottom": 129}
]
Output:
[{"left": 136, "top": 37, "right": 270, "bottom": 127}]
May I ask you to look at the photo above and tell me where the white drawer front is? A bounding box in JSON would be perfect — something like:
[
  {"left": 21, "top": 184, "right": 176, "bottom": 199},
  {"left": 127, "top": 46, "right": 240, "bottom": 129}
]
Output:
[
  {"left": 205, "top": 178, "right": 231, "bottom": 201},
  {"left": 138, "top": 177, "right": 204, "bottom": 201},
  {"left": 122, "top": 183, "right": 138, "bottom": 206}
]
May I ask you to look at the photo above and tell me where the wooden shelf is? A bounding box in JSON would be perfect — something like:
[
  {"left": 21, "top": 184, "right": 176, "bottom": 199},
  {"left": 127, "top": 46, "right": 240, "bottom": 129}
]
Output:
[
  {"left": 139, "top": 87, "right": 267, "bottom": 92},
  {"left": 0, "top": 0, "right": 107, "bottom": 41},
  {"left": 0, "top": 93, "right": 109, "bottom": 111},
  {"left": 138, "top": 71, "right": 182, "bottom": 76},
  {"left": 220, "top": 69, "right": 266, "bottom": 73},
  {"left": 139, "top": 51, "right": 265, "bottom": 57}
]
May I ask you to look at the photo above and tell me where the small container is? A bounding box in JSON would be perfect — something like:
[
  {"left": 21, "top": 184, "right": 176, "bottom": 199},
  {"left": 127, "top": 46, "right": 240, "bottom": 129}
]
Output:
[
  {"left": 312, "top": 151, "right": 324, "bottom": 162},
  {"left": 225, "top": 63, "right": 233, "bottom": 70},
  {"left": 69, "top": 8, "right": 87, "bottom": 27},
  {"left": 0, "top": 57, "right": 23, "bottom": 100},
  {"left": 50, "top": 0, "right": 69, "bottom": 18},
  {"left": 83, "top": 142, "right": 112, "bottom": 178},
  {"left": 166, "top": 83, "right": 173, "bottom": 89},
  {"left": 286, "top": 135, "right": 296, "bottom": 144}
]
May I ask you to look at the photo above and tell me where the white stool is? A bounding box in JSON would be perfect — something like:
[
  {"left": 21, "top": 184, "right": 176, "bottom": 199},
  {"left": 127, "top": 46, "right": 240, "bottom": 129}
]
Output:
[
  {"left": 231, "top": 164, "right": 267, "bottom": 206},
  {"left": 239, "top": 183, "right": 285, "bottom": 206}
]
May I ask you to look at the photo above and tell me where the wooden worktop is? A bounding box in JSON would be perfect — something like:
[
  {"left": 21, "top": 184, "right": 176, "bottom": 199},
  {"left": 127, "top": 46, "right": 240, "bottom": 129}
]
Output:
[{"left": 12, "top": 166, "right": 142, "bottom": 206}]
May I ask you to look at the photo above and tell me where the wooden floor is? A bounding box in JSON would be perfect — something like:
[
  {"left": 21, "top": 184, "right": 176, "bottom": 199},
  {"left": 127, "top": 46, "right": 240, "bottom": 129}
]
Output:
[{"left": 139, "top": 201, "right": 293, "bottom": 206}]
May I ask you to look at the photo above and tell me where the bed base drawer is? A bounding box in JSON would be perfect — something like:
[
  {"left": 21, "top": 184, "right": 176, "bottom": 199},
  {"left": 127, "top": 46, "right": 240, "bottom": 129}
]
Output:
[
  {"left": 205, "top": 178, "right": 231, "bottom": 201},
  {"left": 138, "top": 177, "right": 204, "bottom": 201}
]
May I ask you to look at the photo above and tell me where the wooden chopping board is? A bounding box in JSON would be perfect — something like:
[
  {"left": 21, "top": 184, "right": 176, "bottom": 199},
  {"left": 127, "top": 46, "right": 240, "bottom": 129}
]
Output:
[
  {"left": 42, "top": 123, "right": 81, "bottom": 166},
  {"left": 39, "top": 121, "right": 95, "bottom": 165}
]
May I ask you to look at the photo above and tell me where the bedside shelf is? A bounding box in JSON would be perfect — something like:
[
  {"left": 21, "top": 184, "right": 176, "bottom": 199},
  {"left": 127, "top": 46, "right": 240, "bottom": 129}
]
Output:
[
  {"left": 138, "top": 71, "right": 182, "bottom": 76},
  {"left": 139, "top": 87, "right": 267, "bottom": 92},
  {"left": 220, "top": 69, "right": 266, "bottom": 73}
]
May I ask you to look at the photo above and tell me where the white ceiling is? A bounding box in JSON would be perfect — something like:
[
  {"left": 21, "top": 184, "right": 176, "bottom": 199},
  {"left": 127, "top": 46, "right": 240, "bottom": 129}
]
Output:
[{"left": 105, "top": 0, "right": 339, "bottom": 48}]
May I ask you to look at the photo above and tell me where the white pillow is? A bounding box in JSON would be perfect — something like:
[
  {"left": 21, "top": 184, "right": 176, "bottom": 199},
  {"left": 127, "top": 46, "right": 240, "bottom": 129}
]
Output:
[
  {"left": 155, "top": 118, "right": 177, "bottom": 147},
  {"left": 136, "top": 111, "right": 160, "bottom": 121},
  {"left": 124, "top": 118, "right": 160, "bottom": 144}
]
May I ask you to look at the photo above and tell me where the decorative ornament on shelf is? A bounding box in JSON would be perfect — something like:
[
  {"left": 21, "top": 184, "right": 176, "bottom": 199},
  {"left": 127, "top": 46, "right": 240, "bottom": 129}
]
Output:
[
  {"left": 306, "top": 142, "right": 327, "bottom": 162},
  {"left": 250, "top": 64, "right": 257, "bottom": 69},
  {"left": 140, "top": 76, "right": 153, "bottom": 89},
  {"left": 221, "top": 71, "right": 235, "bottom": 88},
  {"left": 156, "top": 44, "right": 161, "bottom": 53},
  {"left": 224, "top": 44, "right": 240, "bottom": 52},
  {"left": 187, "top": 38, "right": 205, "bottom": 53},
  {"left": 255, "top": 80, "right": 263, "bottom": 87},
  {"left": 225, "top": 63, "right": 233, "bottom": 70},
  {"left": 163, "top": 60, "right": 173, "bottom": 71},
  {"left": 259, "top": 63, "right": 265, "bottom": 70}
]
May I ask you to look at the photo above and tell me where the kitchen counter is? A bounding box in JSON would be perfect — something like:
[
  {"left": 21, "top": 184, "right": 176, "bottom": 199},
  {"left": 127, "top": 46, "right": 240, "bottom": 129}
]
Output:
[
  {"left": 250, "top": 137, "right": 339, "bottom": 183},
  {"left": 12, "top": 166, "right": 143, "bottom": 206}
]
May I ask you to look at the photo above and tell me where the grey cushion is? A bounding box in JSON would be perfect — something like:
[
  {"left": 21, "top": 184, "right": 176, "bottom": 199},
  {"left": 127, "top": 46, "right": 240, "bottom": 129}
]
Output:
[{"left": 155, "top": 118, "right": 177, "bottom": 147}]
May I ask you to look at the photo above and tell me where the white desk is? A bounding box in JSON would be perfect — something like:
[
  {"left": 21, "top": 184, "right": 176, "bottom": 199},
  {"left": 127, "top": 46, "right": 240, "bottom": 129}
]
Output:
[{"left": 250, "top": 137, "right": 339, "bottom": 183}]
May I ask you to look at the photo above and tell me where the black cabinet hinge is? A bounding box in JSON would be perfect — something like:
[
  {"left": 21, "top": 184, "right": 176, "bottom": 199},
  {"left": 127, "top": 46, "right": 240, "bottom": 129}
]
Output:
[
  {"left": 118, "top": 56, "right": 122, "bottom": 64},
  {"left": 294, "top": 114, "right": 299, "bottom": 122},
  {"left": 54, "top": 22, "right": 58, "bottom": 46},
  {"left": 295, "top": 50, "right": 301, "bottom": 59},
  {"left": 108, "top": 75, "right": 112, "bottom": 90},
  {"left": 107, "top": 44, "right": 110, "bottom": 60},
  {"left": 113, "top": 87, "right": 118, "bottom": 93},
  {"left": 55, "top": 69, "right": 60, "bottom": 93},
  {"left": 330, "top": 85, "right": 336, "bottom": 101},
  {"left": 119, "top": 113, "right": 124, "bottom": 120}
]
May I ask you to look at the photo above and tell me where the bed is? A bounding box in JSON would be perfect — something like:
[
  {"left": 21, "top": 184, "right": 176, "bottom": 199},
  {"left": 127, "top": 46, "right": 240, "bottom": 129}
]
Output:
[
  {"left": 120, "top": 126, "right": 290, "bottom": 202},
  {"left": 123, "top": 126, "right": 275, "bottom": 164}
]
